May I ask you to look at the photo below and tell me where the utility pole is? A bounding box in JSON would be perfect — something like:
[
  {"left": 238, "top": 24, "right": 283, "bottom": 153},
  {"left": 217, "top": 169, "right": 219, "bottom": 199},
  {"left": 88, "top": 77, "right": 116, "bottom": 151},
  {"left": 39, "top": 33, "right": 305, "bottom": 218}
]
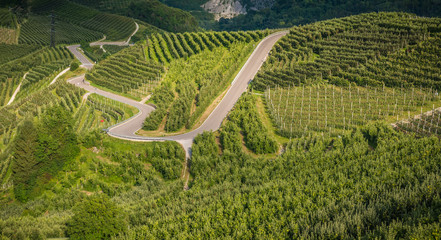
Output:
[{"left": 50, "top": 11, "right": 55, "bottom": 47}]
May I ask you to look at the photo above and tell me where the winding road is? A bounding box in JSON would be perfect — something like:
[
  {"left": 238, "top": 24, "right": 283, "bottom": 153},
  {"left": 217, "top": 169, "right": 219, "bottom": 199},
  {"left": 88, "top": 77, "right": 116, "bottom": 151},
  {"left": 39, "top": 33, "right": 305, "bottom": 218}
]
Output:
[
  {"left": 67, "top": 30, "right": 288, "bottom": 159},
  {"left": 67, "top": 22, "right": 139, "bottom": 70}
]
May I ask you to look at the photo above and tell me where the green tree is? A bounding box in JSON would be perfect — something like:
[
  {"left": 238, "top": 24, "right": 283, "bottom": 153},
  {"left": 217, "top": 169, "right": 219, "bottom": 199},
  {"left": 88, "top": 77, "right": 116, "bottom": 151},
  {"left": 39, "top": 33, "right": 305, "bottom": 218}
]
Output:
[
  {"left": 70, "top": 62, "right": 79, "bottom": 71},
  {"left": 12, "top": 118, "right": 38, "bottom": 202},
  {"left": 66, "top": 195, "right": 128, "bottom": 240},
  {"left": 36, "top": 106, "right": 79, "bottom": 176}
]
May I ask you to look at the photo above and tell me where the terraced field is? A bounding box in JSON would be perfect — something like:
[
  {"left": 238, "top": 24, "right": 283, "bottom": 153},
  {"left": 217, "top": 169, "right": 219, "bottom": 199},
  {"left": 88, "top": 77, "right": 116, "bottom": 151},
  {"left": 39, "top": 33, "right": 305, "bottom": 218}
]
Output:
[
  {"left": 251, "top": 12, "right": 441, "bottom": 138},
  {"left": 0, "top": 46, "right": 73, "bottom": 107},
  {"left": 145, "top": 31, "right": 266, "bottom": 64},
  {"left": 396, "top": 108, "right": 441, "bottom": 138},
  {"left": 74, "top": 94, "right": 138, "bottom": 133},
  {"left": 86, "top": 45, "right": 165, "bottom": 100},
  {"left": 0, "top": 44, "right": 40, "bottom": 65},
  {"left": 31, "top": 0, "right": 137, "bottom": 41},
  {"left": 253, "top": 12, "right": 441, "bottom": 91},
  {"left": 15, "top": 61, "right": 71, "bottom": 100},
  {"left": 0, "top": 8, "right": 16, "bottom": 28},
  {"left": 266, "top": 85, "right": 439, "bottom": 137},
  {"left": 19, "top": 15, "right": 103, "bottom": 45}
]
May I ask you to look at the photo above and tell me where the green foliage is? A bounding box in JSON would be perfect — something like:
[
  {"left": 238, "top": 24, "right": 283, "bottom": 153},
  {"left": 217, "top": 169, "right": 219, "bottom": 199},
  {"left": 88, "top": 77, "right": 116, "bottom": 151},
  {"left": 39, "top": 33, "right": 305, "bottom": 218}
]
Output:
[
  {"left": 397, "top": 109, "right": 441, "bottom": 138},
  {"left": 86, "top": 45, "right": 164, "bottom": 100},
  {"left": 0, "top": 45, "right": 72, "bottom": 108},
  {"left": 253, "top": 12, "right": 441, "bottom": 91},
  {"left": 17, "top": 60, "right": 71, "bottom": 100},
  {"left": 127, "top": 0, "right": 198, "bottom": 32},
  {"left": 70, "top": 61, "right": 79, "bottom": 71},
  {"left": 75, "top": 93, "right": 138, "bottom": 133},
  {"left": 0, "top": 8, "right": 16, "bottom": 28},
  {"left": 12, "top": 119, "right": 38, "bottom": 202},
  {"left": 31, "top": 0, "right": 136, "bottom": 41},
  {"left": 102, "top": 45, "right": 128, "bottom": 54},
  {"left": 191, "top": 131, "right": 219, "bottom": 177},
  {"left": 67, "top": 0, "right": 200, "bottom": 32},
  {"left": 142, "top": 34, "right": 261, "bottom": 132},
  {"left": 107, "top": 123, "right": 441, "bottom": 239},
  {"left": 81, "top": 130, "right": 104, "bottom": 148},
  {"left": 19, "top": 15, "right": 103, "bottom": 45},
  {"left": 0, "top": 80, "right": 85, "bottom": 137},
  {"left": 214, "top": 0, "right": 441, "bottom": 31},
  {"left": 144, "top": 31, "right": 264, "bottom": 64},
  {"left": 265, "top": 85, "right": 439, "bottom": 137},
  {"left": 11, "top": 106, "right": 80, "bottom": 202},
  {"left": 150, "top": 157, "right": 182, "bottom": 180},
  {"left": 82, "top": 45, "right": 110, "bottom": 63},
  {"left": 66, "top": 195, "right": 128, "bottom": 239},
  {"left": 192, "top": 131, "right": 219, "bottom": 159},
  {"left": 164, "top": 81, "right": 196, "bottom": 131},
  {"left": 0, "top": 44, "right": 40, "bottom": 65},
  {"left": 229, "top": 93, "right": 278, "bottom": 154},
  {"left": 219, "top": 121, "right": 242, "bottom": 153}
]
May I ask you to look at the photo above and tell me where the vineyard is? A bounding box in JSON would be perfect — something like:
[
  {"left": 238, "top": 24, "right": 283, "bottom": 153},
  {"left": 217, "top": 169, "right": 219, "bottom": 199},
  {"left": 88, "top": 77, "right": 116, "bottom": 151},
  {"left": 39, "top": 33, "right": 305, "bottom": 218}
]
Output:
[
  {"left": 0, "top": 81, "right": 85, "bottom": 138},
  {"left": 0, "top": 8, "right": 16, "bottom": 28},
  {"left": 265, "top": 85, "right": 440, "bottom": 137},
  {"left": 142, "top": 39, "right": 259, "bottom": 132},
  {"left": 0, "top": 76, "right": 20, "bottom": 107},
  {"left": 86, "top": 45, "right": 165, "bottom": 100},
  {"left": 0, "top": 44, "right": 40, "bottom": 65},
  {"left": 252, "top": 12, "right": 441, "bottom": 91},
  {"left": 2, "top": 9, "right": 441, "bottom": 239},
  {"left": 15, "top": 60, "right": 71, "bottom": 100},
  {"left": 0, "top": 8, "right": 17, "bottom": 44},
  {"left": 0, "top": 28, "right": 18, "bottom": 44},
  {"left": 0, "top": 81, "right": 137, "bottom": 140},
  {"left": 0, "top": 46, "right": 73, "bottom": 107},
  {"left": 31, "top": 0, "right": 137, "bottom": 41},
  {"left": 144, "top": 31, "right": 266, "bottom": 64},
  {"left": 396, "top": 108, "right": 441, "bottom": 138},
  {"left": 19, "top": 15, "right": 103, "bottom": 45},
  {"left": 74, "top": 94, "right": 138, "bottom": 133},
  {"left": 135, "top": 30, "right": 269, "bottom": 132}
]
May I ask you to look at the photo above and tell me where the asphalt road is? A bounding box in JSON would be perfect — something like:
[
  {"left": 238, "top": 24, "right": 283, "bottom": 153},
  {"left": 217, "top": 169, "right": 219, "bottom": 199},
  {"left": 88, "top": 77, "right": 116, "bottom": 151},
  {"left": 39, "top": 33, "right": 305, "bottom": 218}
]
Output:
[
  {"left": 67, "top": 22, "right": 139, "bottom": 70},
  {"left": 67, "top": 30, "right": 288, "bottom": 157},
  {"left": 67, "top": 45, "right": 94, "bottom": 70}
]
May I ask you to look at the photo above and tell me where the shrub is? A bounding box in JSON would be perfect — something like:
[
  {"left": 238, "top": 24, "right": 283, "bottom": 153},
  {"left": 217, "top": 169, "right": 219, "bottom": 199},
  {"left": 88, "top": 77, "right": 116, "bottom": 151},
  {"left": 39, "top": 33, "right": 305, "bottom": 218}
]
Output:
[
  {"left": 70, "top": 62, "right": 79, "bottom": 71},
  {"left": 66, "top": 195, "right": 128, "bottom": 240}
]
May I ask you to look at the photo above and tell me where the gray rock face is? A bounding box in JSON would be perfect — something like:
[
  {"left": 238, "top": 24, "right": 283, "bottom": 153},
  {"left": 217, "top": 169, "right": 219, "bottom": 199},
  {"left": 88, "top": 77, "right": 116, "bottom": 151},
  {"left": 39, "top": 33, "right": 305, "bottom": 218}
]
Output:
[
  {"left": 201, "top": 0, "right": 246, "bottom": 20},
  {"left": 201, "top": 0, "right": 274, "bottom": 21}
]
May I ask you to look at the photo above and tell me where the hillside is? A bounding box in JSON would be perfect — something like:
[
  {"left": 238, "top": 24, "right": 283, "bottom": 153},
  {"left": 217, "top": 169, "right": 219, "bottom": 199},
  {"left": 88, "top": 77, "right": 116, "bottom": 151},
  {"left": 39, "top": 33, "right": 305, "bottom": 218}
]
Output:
[
  {"left": 69, "top": 0, "right": 200, "bottom": 32},
  {"left": 84, "top": 30, "right": 268, "bottom": 133},
  {"left": 252, "top": 12, "right": 441, "bottom": 138},
  {"left": 213, "top": 0, "right": 441, "bottom": 30},
  {"left": 0, "top": 11, "right": 441, "bottom": 240},
  {"left": 0, "top": 8, "right": 18, "bottom": 44},
  {"left": 30, "top": 0, "right": 137, "bottom": 42}
]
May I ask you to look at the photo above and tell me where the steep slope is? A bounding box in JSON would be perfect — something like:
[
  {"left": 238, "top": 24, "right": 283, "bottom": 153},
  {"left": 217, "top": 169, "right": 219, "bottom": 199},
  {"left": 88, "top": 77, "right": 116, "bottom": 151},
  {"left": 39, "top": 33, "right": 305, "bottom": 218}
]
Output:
[
  {"left": 30, "top": 0, "right": 136, "bottom": 41},
  {"left": 215, "top": 0, "right": 441, "bottom": 30},
  {"left": 69, "top": 0, "right": 199, "bottom": 32}
]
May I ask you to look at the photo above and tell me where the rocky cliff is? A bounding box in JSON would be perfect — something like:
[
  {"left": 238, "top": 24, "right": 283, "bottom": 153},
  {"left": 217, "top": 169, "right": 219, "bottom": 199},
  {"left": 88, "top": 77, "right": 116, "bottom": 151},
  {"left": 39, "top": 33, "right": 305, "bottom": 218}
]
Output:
[{"left": 201, "top": 0, "right": 274, "bottom": 20}]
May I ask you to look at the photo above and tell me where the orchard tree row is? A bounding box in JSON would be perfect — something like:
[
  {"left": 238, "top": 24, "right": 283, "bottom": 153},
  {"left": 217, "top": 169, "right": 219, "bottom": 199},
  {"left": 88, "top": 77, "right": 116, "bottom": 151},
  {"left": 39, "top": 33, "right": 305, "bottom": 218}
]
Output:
[
  {"left": 265, "top": 84, "right": 439, "bottom": 137},
  {"left": 253, "top": 12, "right": 441, "bottom": 91}
]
